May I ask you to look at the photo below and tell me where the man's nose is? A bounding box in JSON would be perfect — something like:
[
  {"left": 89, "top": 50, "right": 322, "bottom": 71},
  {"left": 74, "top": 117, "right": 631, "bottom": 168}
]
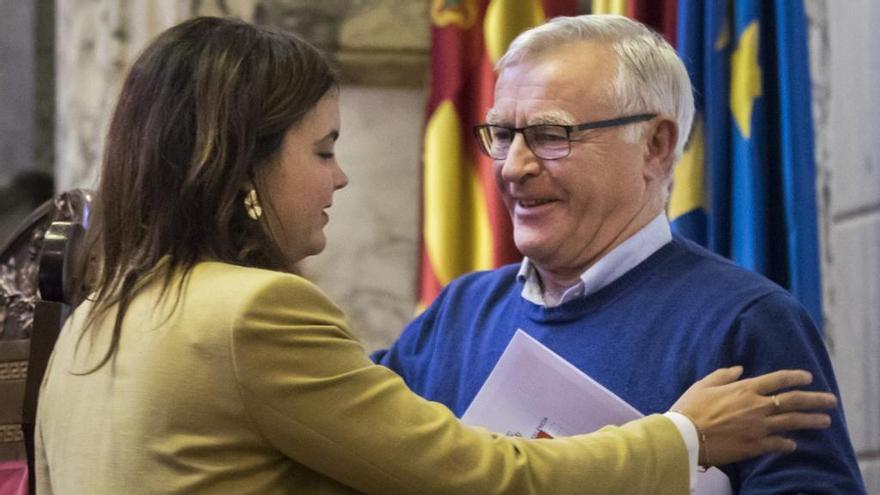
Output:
[{"left": 499, "top": 133, "right": 541, "bottom": 183}]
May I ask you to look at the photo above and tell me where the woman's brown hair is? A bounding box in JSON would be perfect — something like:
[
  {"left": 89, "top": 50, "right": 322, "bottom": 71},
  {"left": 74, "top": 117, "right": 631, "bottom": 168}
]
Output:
[{"left": 78, "top": 16, "right": 337, "bottom": 371}]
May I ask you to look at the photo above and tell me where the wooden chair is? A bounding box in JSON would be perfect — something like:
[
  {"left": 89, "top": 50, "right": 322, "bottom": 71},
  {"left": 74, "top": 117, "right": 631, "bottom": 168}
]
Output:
[{"left": 0, "top": 189, "right": 92, "bottom": 494}]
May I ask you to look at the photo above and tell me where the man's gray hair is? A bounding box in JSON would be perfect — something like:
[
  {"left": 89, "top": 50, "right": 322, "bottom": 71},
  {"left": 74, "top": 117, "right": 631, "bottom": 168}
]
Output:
[{"left": 497, "top": 14, "right": 695, "bottom": 163}]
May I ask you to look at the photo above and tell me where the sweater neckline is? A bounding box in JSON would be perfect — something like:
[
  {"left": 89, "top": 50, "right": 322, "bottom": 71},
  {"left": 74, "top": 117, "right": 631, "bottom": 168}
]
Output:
[{"left": 521, "top": 239, "right": 680, "bottom": 323}]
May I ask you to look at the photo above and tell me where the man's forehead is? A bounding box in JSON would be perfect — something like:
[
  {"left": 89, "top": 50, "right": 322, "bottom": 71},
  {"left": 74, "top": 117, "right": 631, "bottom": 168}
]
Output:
[
  {"left": 489, "top": 60, "right": 616, "bottom": 123},
  {"left": 499, "top": 41, "right": 616, "bottom": 79}
]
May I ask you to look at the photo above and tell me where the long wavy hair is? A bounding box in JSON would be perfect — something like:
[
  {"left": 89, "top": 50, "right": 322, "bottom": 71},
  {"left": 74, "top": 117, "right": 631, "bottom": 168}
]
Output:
[{"left": 77, "top": 16, "right": 337, "bottom": 371}]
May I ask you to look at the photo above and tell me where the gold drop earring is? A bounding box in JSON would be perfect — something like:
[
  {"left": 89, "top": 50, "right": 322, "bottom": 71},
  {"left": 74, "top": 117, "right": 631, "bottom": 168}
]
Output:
[{"left": 244, "top": 189, "right": 262, "bottom": 220}]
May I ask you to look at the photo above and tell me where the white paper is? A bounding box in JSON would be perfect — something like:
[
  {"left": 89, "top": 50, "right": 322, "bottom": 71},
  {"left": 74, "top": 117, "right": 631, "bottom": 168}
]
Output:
[{"left": 462, "top": 329, "right": 732, "bottom": 495}]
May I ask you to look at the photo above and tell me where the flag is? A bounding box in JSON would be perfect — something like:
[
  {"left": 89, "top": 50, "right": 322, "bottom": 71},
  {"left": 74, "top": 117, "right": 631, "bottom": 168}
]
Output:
[
  {"left": 591, "top": 0, "right": 626, "bottom": 15},
  {"left": 624, "top": 3, "right": 714, "bottom": 251},
  {"left": 420, "top": 0, "right": 577, "bottom": 309},
  {"left": 627, "top": 0, "right": 676, "bottom": 45},
  {"left": 672, "top": 0, "right": 823, "bottom": 327},
  {"left": 593, "top": 0, "right": 676, "bottom": 46},
  {"left": 670, "top": 1, "right": 719, "bottom": 248}
]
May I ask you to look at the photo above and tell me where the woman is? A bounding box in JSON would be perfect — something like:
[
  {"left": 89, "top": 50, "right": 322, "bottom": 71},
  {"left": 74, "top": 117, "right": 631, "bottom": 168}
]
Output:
[{"left": 35, "top": 17, "right": 835, "bottom": 494}]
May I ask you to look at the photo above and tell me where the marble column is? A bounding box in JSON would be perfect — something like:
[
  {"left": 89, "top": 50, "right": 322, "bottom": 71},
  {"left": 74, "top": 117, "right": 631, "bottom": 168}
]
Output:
[{"left": 55, "top": 0, "right": 258, "bottom": 191}]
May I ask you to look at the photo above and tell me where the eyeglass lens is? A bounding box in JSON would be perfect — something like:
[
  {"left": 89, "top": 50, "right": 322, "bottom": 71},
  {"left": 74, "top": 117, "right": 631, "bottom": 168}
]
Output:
[{"left": 478, "top": 125, "right": 571, "bottom": 160}]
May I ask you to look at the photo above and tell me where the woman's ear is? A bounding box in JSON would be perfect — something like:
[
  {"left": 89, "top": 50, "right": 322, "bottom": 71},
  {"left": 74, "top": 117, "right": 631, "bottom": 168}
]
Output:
[{"left": 643, "top": 118, "right": 678, "bottom": 181}]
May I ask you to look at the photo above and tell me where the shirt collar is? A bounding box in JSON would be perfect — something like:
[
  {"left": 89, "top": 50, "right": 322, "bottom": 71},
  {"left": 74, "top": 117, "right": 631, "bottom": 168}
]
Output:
[{"left": 516, "top": 213, "right": 672, "bottom": 307}]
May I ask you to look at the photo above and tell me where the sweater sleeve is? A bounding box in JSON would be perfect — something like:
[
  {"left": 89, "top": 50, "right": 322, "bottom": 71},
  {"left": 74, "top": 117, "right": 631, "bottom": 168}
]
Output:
[
  {"left": 722, "top": 291, "right": 866, "bottom": 494},
  {"left": 370, "top": 295, "right": 440, "bottom": 392},
  {"left": 231, "top": 274, "right": 690, "bottom": 495}
]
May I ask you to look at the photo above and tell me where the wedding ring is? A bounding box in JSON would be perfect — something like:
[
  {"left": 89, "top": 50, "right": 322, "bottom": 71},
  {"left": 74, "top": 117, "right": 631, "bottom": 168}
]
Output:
[{"left": 771, "top": 394, "right": 781, "bottom": 413}]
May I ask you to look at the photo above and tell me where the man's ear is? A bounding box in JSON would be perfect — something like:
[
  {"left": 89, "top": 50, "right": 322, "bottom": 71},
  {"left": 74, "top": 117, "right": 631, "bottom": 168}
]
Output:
[{"left": 643, "top": 118, "right": 678, "bottom": 181}]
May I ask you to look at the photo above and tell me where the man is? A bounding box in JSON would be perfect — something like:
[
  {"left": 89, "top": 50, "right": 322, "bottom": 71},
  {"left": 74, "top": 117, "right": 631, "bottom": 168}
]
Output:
[{"left": 374, "top": 15, "right": 865, "bottom": 493}]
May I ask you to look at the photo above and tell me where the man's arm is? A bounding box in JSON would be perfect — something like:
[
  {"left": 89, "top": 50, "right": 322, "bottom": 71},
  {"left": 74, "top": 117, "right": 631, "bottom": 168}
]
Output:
[
  {"left": 722, "top": 291, "right": 866, "bottom": 494},
  {"left": 370, "top": 303, "right": 437, "bottom": 394}
]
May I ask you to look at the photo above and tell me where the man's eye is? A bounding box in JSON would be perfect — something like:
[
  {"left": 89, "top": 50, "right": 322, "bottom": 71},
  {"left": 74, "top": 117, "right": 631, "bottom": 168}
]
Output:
[
  {"left": 531, "top": 132, "right": 567, "bottom": 144},
  {"left": 317, "top": 152, "right": 335, "bottom": 160},
  {"left": 492, "top": 129, "right": 513, "bottom": 141}
]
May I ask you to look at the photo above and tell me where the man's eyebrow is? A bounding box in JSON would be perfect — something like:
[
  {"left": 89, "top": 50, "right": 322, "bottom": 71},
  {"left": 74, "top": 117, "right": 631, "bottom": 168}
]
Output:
[
  {"left": 484, "top": 109, "right": 578, "bottom": 126},
  {"left": 485, "top": 108, "right": 504, "bottom": 124},
  {"left": 528, "top": 111, "right": 577, "bottom": 126}
]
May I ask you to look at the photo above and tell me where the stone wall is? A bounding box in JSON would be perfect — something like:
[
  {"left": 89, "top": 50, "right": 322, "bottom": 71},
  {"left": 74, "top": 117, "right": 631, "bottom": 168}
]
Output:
[
  {"left": 0, "top": 0, "right": 35, "bottom": 184},
  {"left": 54, "top": 0, "right": 258, "bottom": 191},
  {"left": 299, "top": 86, "right": 423, "bottom": 350},
  {"left": 807, "top": 1, "right": 880, "bottom": 490}
]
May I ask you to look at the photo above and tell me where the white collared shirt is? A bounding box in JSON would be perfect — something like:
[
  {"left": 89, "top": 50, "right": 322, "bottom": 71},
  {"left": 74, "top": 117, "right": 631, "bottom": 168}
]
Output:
[{"left": 517, "top": 212, "right": 672, "bottom": 307}]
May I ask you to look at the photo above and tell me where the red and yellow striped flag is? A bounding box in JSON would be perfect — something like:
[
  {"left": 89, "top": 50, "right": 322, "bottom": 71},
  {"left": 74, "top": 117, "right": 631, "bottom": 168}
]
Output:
[
  {"left": 627, "top": 0, "right": 676, "bottom": 45},
  {"left": 420, "top": 0, "right": 577, "bottom": 309},
  {"left": 593, "top": 0, "right": 676, "bottom": 43}
]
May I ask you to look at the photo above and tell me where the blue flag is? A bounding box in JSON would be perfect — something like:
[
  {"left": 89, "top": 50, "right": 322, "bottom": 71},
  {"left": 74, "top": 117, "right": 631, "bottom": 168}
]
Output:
[{"left": 671, "top": 0, "right": 823, "bottom": 328}]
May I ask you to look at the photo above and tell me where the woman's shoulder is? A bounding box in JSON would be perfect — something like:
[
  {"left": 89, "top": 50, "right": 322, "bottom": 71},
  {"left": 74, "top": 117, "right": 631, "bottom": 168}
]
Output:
[
  {"left": 187, "top": 261, "right": 344, "bottom": 320},
  {"left": 186, "top": 261, "right": 316, "bottom": 292}
]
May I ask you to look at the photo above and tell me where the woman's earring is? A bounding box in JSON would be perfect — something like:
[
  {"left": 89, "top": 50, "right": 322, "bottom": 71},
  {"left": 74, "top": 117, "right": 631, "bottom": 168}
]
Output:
[{"left": 244, "top": 189, "right": 262, "bottom": 220}]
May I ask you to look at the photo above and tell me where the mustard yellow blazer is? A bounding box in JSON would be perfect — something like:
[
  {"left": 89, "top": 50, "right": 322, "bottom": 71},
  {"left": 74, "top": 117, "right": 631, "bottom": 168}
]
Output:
[{"left": 36, "top": 261, "right": 688, "bottom": 494}]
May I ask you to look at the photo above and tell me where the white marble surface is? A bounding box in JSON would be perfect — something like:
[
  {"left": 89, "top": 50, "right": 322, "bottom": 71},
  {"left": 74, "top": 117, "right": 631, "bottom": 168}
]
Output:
[
  {"left": 823, "top": 1, "right": 880, "bottom": 217},
  {"left": 338, "top": 0, "right": 428, "bottom": 51},
  {"left": 863, "top": 459, "right": 880, "bottom": 495},
  {"left": 0, "top": 0, "right": 35, "bottom": 183},
  {"left": 56, "top": 1, "right": 183, "bottom": 191},
  {"left": 55, "top": 0, "right": 261, "bottom": 192},
  {"left": 300, "top": 85, "right": 424, "bottom": 351},
  {"left": 825, "top": 216, "right": 880, "bottom": 454},
  {"left": 808, "top": 0, "right": 880, "bottom": 489}
]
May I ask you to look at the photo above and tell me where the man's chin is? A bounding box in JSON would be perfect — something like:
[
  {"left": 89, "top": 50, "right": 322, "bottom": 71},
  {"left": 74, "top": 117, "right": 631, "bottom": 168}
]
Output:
[{"left": 513, "top": 234, "right": 555, "bottom": 262}]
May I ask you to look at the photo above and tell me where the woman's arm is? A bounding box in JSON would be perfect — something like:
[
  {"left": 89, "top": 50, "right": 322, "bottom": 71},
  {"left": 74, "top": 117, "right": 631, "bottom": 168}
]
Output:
[{"left": 231, "top": 273, "right": 689, "bottom": 495}]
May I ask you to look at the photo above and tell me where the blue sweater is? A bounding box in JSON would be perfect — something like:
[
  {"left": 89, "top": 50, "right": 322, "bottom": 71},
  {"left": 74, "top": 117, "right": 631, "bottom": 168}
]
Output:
[{"left": 374, "top": 237, "right": 865, "bottom": 494}]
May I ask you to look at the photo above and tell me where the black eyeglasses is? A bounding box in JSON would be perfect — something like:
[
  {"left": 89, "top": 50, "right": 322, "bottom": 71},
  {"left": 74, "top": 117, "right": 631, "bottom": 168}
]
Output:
[{"left": 473, "top": 113, "right": 657, "bottom": 160}]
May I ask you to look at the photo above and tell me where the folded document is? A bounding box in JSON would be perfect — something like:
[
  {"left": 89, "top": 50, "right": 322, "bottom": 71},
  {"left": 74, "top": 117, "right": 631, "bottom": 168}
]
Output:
[{"left": 461, "top": 329, "right": 732, "bottom": 494}]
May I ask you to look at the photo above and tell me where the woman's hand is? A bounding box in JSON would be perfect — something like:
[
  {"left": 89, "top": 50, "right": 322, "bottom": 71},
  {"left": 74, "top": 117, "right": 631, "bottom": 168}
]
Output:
[{"left": 670, "top": 366, "right": 837, "bottom": 467}]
